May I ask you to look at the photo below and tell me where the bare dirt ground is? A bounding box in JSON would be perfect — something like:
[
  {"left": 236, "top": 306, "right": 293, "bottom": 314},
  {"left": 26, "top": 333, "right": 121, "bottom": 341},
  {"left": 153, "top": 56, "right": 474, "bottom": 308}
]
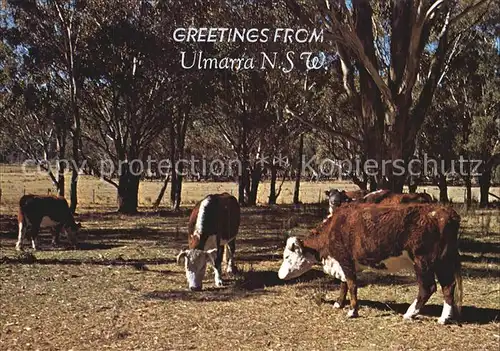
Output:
[{"left": 0, "top": 165, "right": 499, "bottom": 350}]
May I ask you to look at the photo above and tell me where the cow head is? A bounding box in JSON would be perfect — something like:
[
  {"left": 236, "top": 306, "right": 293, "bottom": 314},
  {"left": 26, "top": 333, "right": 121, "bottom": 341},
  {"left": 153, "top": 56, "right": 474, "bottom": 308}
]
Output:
[
  {"left": 177, "top": 248, "right": 217, "bottom": 291},
  {"left": 278, "top": 237, "right": 317, "bottom": 280},
  {"left": 325, "top": 189, "right": 351, "bottom": 212},
  {"left": 64, "top": 222, "right": 81, "bottom": 248}
]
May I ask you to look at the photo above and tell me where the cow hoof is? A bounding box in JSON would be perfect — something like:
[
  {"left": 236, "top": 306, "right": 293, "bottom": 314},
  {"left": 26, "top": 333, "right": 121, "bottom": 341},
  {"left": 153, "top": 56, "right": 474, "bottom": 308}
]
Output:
[
  {"left": 333, "top": 302, "right": 343, "bottom": 309},
  {"left": 215, "top": 279, "right": 224, "bottom": 288},
  {"left": 15, "top": 246, "right": 23, "bottom": 252},
  {"left": 437, "top": 317, "right": 450, "bottom": 325},
  {"left": 346, "top": 309, "right": 358, "bottom": 318},
  {"left": 226, "top": 266, "right": 237, "bottom": 275}
]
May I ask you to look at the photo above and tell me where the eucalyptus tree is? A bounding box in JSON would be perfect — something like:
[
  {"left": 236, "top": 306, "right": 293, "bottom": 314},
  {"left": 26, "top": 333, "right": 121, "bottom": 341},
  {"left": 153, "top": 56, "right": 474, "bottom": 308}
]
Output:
[
  {"left": 5, "top": 0, "right": 88, "bottom": 210},
  {"left": 284, "top": 0, "right": 496, "bottom": 192}
]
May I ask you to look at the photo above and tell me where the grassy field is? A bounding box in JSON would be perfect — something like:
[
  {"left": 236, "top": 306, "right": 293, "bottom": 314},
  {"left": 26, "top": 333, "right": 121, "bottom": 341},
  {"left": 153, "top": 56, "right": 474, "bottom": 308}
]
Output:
[{"left": 0, "top": 164, "right": 499, "bottom": 350}]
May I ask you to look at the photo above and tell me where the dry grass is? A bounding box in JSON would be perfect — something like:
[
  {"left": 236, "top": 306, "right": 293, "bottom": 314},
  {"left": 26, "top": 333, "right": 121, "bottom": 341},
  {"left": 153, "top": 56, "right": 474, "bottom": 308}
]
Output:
[{"left": 0, "top": 165, "right": 499, "bottom": 350}]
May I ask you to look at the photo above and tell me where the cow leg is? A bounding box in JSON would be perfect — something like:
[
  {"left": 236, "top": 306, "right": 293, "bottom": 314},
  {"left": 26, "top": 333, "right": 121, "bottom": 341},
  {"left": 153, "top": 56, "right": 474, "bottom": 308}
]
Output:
[
  {"left": 436, "top": 262, "right": 459, "bottom": 324},
  {"left": 51, "top": 224, "right": 63, "bottom": 247},
  {"left": 346, "top": 276, "right": 359, "bottom": 318},
  {"left": 225, "top": 239, "right": 236, "bottom": 274},
  {"left": 333, "top": 281, "right": 348, "bottom": 309},
  {"left": 29, "top": 225, "right": 40, "bottom": 251},
  {"left": 64, "top": 228, "right": 78, "bottom": 249},
  {"left": 16, "top": 220, "right": 26, "bottom": 251},
  {"left": 404, "top": 266, "right": 436, "bottom": 320},
  {"left": 213, "top": 245, "right": 224, "bottom": 287}
]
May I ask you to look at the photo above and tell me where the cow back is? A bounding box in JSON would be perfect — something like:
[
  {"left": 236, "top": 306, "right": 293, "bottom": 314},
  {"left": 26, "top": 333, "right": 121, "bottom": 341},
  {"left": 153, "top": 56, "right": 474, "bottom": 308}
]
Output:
[
  {"left": 188, "top": 193, "right": 240, "bottom": 249},
  {"left": 305, "top": 203, "right": 459, "bottom": 270},
  {"left": 19, "top": 195, "right": 75, "bottom": 226}
]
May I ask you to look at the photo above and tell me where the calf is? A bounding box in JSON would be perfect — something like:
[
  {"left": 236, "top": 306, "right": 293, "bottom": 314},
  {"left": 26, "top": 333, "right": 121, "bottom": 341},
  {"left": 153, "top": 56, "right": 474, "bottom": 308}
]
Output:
[
  {"left": 16, "top": 195, "right": 81, "bottom": 251},
  {"left": 177, "top": 193, "right": 240, "bottom": 291},
  {"left": 278, "top": 203, "right": 462, "bottom": 324}
]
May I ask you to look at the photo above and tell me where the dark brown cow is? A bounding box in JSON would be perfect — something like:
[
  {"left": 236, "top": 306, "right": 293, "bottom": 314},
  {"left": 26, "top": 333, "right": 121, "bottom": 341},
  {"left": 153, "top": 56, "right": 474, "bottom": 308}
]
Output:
[
  {"left": 278, "top": 203, "right": 462, "bottom": 324},
  {"left": 16, "top": 195, "right": 81, "bottom": 251},
  {"left": 177, "top": 193, "right": 240, "bottom": 290}
]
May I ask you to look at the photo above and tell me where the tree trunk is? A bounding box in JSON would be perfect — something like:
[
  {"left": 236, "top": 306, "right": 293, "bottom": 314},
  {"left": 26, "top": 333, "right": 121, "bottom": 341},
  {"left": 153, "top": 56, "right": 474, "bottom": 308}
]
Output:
[
  {"left": 117, "top": 162, "right": 140, "bottom": 214},
  {"left": 153, "top": 175, "right": 170, "bottom": 209},
  {"left": 248, "top": 165, "right": 261, "bottom": 206},
  {"left": 293, "top": 134, "right": 304, "bottom": 205},
  {"left": 464, "top": 172, "right": 472, "bottom": 209},
  {"left": 238, "top": 168, "right": 247, "bottom": 206},
  {"left": 57, "top": 161, "right": 65, "bottom": 197},
  {"left": 68, "top": 50, "right": 80, "bottom": 214},
  {"left": 408, "top": 175, "right": 418, "bottom": 193},
  {"left": 479, "top": 168, "right": 491, "bottom": 208},
  {"left": 173, "top": 168, "right": 183, "bottom": 211},
  {"left": 169, "top": 122, "right": 177, "bottom": 207},
  {"left": 438, "top": 173, "right": 449, "bottom": 203},
  {"left": 55, "top": 125, "right": 66, "bottom": 197},
  {"left": 268, "top": 163, "right": 278, "bottom": 205}
]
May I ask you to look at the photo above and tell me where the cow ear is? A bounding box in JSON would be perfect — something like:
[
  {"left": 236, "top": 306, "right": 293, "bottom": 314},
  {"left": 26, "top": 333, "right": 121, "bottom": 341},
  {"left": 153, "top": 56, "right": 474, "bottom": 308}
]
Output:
[
  {"left": 176, "top": 250, "right": 188, "bottom": 265},
  {"left": 324, "top": 190, "right": 330, "bottom": 196},
  {"left": 283, "top": 230, "right": 291, "bottom": 240},
  {"left": 205, "top": 248, "right": 217, "bottom": 266}
]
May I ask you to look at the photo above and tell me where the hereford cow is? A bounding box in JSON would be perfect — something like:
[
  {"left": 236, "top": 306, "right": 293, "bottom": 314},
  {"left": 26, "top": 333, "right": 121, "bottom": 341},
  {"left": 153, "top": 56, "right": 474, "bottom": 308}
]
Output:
[
  {"left": 16, "top": 195, "right": 81, "bottom": 251},
  {"left": 278, "top": 203, "right": 462, "bottom": 324},
  {"left": 176, "top": 193, "right": 240, "bottom": 291}
]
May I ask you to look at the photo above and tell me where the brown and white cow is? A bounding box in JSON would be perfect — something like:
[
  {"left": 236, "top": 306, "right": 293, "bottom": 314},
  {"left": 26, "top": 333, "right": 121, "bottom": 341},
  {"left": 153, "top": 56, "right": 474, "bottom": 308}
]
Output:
[
  {"left": 278, "top": 203, "right": 462, "bottom": 324},
  {"left": 176, "top": 193, "right": 240, "bottom": 291},
  {"left": 16, "top": 195, "right": 81, "bottom": 251}
]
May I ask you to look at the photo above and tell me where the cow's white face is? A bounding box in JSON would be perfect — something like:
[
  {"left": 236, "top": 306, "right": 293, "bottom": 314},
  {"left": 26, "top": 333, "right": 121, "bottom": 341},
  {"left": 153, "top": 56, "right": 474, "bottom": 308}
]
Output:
[
  {"left": 278, "top": 237, "right": 316, "bottom": 280},
  {"left": 177, "top": 248, "right": 217, "bottom": 291}
]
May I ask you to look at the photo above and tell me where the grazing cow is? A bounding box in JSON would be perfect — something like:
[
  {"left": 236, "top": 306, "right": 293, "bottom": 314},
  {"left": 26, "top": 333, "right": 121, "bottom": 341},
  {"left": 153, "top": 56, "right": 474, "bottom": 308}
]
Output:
[
  {"left": 177, "top": 193, "right": 240, "bottom": 291},
  {"left": 278, "top": 203, "right": 462, "bottom": 324},
  {"left": 16, "top": 195, "right": 81, "bottom": 251}
]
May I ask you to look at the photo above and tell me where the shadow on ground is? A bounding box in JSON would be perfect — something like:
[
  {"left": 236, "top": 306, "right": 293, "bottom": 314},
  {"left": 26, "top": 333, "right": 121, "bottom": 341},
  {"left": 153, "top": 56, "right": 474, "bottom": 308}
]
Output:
[
  {"left": 143, "top": 287, "right": 275, "bottom": 302},
  {"left": 0, "top": 254, "right": 176, "bottom": 269},
  {"left": 353, "top": 300, "right": 500, "bottom": 325}
]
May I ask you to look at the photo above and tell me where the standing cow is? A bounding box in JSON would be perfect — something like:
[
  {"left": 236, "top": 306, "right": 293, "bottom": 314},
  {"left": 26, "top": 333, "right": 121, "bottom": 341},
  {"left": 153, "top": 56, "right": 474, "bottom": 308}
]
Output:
[
  {"left": 177, "top": 193, "right": 240, "bottom": 291},
  {"left": 278, "top": 203, "right": 462, "bottom": 324},
  {"left": 16, "top": 195, "right": 81, "bottom": 251}
]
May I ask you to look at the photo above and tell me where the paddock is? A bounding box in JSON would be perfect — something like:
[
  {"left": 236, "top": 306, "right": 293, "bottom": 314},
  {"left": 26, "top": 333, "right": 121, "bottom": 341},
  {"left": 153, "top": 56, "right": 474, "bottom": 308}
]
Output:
[{"left": 1, "top": 200, "right": 499, "bottom": 350}]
